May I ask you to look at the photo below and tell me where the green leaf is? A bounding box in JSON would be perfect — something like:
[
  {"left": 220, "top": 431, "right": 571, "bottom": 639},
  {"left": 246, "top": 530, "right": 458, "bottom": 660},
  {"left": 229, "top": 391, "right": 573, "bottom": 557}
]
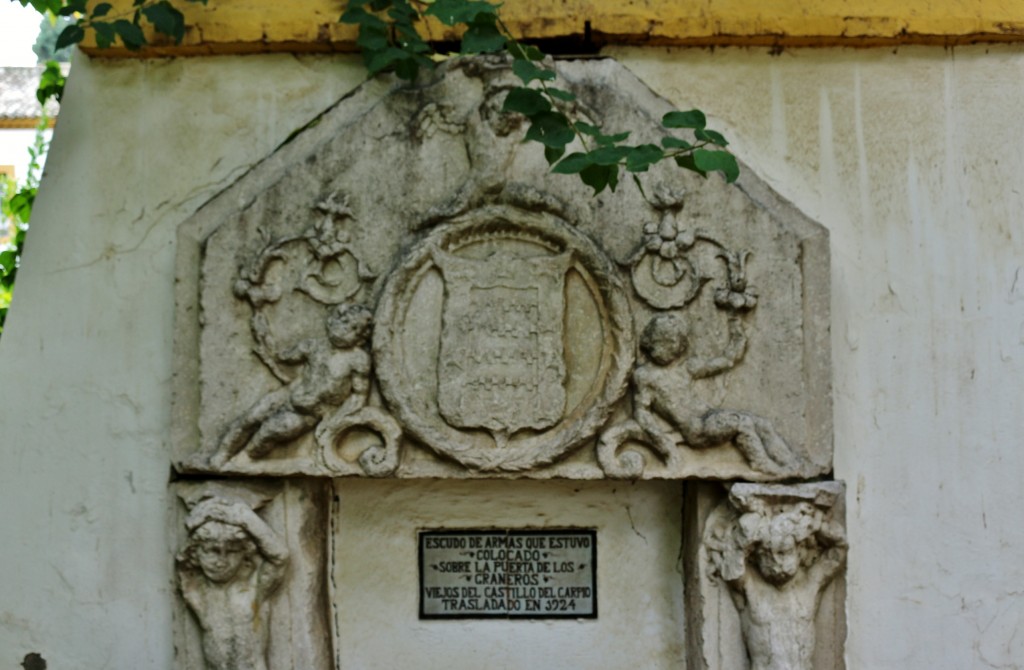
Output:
[
  {"left": 35, "top": 61, "right": 66, "bottom": 105},
  {"left": 579, "top": 163, "right": 619, "bottom": 195},
  {"left": 366, "top": 46, "right": 411, "bottom": 74},
  {"left": 522, "top": 44, "right": 545, "bottom": 61},
  {"left": 544, "top": 145, "right": 565, "bottom": 165},
  {"left": 461, "top": 14, "right": 506, "bottom": 53},
  {"left": 92, "top": 2, "right": 113, "bottom": 17},
  {"left": 625, "top": 144, "right": 665, "bottom": 172},
  {"left": 595, "top": 130, "right": 629, "bottom": 146},
  {"left": 0, "top": 250, "right": 17, "bottom": 274},
  {"left": 661, "top": 136, "right": 692, "bottom": 149},
  {"left": 113, "top": 19, "right": 146, "bottom": 50},
  {"left": 692, "top": 149, "right": 739, "bottom": 182},
  {"left": 143, "top": 2, "right": 186, "bottom": 42},
  {"left": 58, "top": 0, "right": 86, "bottom": 16},
  {"left": 356, "top": 23, "right": 390, "bottom": 50},
  {"left": 340, "top": 5, "right": 371, "bottom": 24},
  {"left": 588, "top": 146, "right": 630, "bottom": 165},
  {"left": 93, "top": 21, "right": 116, "bottom": 49},
  {"left": 55, "top": 24, "right": 86, "bottom": 51},
  {"left": 512, "top": 59, "right": 555, "bottom": 84},
  {"left": 546, "top": 87, "right": 576, "bottom": 102},
  {"left": 575, "top": 122, "right": 601, "bottom": 137},
  {"left": 695, "top": 128, "right": 729, "bottom": 147},
  {"left": 552, "top": 152, "right": 593, "bottom": 174},
  {"left": 502, "top": 87, "right": 550, "bottom": 116},
  {"left": 394, "top": 55, "right": 421, "bottom": 81},
  {"left": 662, "top": 109, "right": 707, "bottom": 130},
  {"left": 396, "top": 24, "right": 430, "bottom": 52},
  {"left": 674, "top": 154, "right": 707, "bottom": 178},
  {"left": 386, "top": 0, "right": 418, "bottom": 23},
  {"left": 524, "top": 111, "right": 575, "bottom": 148},
  {"left": 425, "top": 0, "right": 498, "bottom": 26}
]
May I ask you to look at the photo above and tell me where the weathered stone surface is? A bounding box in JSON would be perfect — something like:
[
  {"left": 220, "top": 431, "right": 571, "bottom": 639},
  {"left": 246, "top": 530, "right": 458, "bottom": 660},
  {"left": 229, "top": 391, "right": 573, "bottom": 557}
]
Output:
[
  {"left": 684, "top": 481, "right": 847, "bottom": 670},
  {"left": 172, "top": 480, "right": 332, "bottom": 670},
  {"left": 173, "top": 56, "right": 831, "bottom": 480}
]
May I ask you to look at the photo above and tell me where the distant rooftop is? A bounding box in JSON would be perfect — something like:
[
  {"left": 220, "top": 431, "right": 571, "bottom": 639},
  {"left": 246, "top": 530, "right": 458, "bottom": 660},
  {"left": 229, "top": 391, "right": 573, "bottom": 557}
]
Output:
[{"left": 0, "top": 66, "right": 62, "bottom": 126}]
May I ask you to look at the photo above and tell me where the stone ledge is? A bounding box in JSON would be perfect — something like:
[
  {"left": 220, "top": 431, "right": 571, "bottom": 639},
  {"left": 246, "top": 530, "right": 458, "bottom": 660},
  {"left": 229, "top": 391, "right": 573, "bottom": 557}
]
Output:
[{"left": 79, "top": 0, "right": 1024, "bottom": 57}]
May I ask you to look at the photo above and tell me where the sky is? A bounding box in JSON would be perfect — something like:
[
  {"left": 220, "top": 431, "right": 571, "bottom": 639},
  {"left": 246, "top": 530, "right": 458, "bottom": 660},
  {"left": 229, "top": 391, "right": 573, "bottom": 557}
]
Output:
[{"left": 0, "top": 2, "right": 43, "bottom": 66}]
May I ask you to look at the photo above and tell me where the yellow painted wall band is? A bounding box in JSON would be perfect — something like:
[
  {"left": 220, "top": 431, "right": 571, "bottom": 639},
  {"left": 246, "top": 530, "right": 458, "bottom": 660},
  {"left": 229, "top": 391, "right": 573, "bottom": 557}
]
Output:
[{"left": 79, "top": 0, "right": 1024, "bottom": 56}]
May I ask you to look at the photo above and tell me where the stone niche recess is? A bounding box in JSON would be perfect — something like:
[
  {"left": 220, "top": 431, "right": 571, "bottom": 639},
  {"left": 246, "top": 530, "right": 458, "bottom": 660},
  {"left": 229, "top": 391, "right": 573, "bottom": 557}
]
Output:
[{"left": 171, "top": 57, "right": 845, "bottom": 669}]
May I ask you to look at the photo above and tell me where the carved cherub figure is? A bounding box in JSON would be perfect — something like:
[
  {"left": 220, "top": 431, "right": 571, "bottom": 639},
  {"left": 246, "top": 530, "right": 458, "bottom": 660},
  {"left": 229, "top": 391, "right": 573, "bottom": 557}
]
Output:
[
  {"left": 633, "top": 313, "right": 803, "bottom": 474},
  {"left": 706, "top": 486, "right": 847, "bottom": 670},
  {"left": 211, "top": 302, "right": 372, "bottom": 467},
  {"left": 177, "top": 497, "right": 290, "bottom": 670}
]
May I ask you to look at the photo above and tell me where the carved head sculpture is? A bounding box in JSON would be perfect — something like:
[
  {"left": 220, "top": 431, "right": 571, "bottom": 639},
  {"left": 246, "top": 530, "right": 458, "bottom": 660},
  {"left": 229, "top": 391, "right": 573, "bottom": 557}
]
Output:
[
  {"left": 179, "top": 499, "right": 259, "bottom": 584},
  {"left": 736, "top": 503, "right": 818, "bottom": 584},
  {"left": 326, "top": 303, "right": 373, "bottom": 349},
  {"left": 640, "top": 314, "right": 689, "bottom": 366},
  {"left": 190, "top": 521, "right": 257, "bottom": 583},
  {"left": 736, "top": 500, "right": 847, "bottom": 586}
]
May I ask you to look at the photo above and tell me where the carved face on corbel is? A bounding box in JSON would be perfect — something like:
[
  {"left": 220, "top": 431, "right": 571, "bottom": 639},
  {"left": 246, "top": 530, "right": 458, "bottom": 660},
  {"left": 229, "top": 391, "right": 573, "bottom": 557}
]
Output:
[
  {"left": 739, "top": 502, "right": 823, "bottom": 585},
  {"left": 189, "top": 520, "right": 257, "bottom": 584}
]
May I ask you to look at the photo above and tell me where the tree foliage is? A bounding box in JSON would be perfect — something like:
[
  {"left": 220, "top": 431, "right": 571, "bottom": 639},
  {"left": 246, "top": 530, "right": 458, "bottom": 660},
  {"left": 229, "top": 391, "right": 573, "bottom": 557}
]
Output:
[
  {"left": 1, "top": 0, "right": 741, "bottom": 338},
  {"left": 32, "top": 13, "right": 75, "bottom": 62},
  {"left": 340, "top": 0, "right": 738, "bottom": 194},
  {"left": 0, "top": 113, "right": 48, "bottom": 335}
]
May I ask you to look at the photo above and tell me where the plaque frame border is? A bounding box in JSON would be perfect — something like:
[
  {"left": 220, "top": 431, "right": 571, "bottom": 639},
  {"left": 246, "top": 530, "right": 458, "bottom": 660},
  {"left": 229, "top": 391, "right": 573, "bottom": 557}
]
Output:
[{"left": 417, "top": 527, "right": 599, "bottom": 621}]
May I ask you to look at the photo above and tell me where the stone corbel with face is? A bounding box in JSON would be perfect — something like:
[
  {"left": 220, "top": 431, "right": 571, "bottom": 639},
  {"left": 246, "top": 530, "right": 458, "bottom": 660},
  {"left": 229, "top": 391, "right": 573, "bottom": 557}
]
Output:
[
  {"left": 176, "top": 497, "right": 290, "bottom": 670},
  {"left": 704, "top": 483, "right": 847, "bottom": 670}
]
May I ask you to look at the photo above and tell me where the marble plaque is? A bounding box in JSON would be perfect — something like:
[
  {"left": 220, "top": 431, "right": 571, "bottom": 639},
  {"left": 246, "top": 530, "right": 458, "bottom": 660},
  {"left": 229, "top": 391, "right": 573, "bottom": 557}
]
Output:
[{"left": 419, "top": 529, "right": 597, "bottom": 619}]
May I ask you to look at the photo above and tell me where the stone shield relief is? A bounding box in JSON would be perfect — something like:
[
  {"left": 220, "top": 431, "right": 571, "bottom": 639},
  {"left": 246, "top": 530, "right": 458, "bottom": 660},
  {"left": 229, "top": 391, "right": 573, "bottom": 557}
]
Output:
[
  {"left": 174, "top": 58, "right": 831, "bottom": 481},
  {"left": 170, "top": 57, "right": 843, "bottom": 670}
]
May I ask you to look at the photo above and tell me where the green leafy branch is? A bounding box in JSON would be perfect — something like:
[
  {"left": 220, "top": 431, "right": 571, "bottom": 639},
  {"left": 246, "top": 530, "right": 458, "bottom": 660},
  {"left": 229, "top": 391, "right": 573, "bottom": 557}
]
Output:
[
  {"left": 14, "top": 0, "right": 209, "bottom": 52},
  {"left": 0, "top": 111, "right": 50, "bottom": 335},
  {"left": 341, "top": 0, "right": 739, "bottom": 194}
]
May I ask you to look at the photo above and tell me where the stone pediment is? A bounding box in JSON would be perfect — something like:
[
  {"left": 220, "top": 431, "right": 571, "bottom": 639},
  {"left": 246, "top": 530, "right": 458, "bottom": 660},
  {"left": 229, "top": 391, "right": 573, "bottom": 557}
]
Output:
[{"left": 172, "top": 57, "right": 832, "bottom": 481}]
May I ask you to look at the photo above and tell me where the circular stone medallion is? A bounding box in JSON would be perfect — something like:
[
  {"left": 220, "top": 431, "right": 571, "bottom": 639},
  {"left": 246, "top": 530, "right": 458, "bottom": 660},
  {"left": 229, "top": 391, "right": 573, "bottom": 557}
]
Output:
[{"left": 373, "top": 205, "right": 634, "bottom": 472}]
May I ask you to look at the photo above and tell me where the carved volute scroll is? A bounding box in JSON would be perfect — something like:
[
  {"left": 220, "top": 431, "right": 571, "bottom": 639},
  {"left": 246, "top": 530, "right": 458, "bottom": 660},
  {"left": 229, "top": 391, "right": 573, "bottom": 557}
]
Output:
[{"left": 703, "top": 483, "right": 848, "bottom": 670}]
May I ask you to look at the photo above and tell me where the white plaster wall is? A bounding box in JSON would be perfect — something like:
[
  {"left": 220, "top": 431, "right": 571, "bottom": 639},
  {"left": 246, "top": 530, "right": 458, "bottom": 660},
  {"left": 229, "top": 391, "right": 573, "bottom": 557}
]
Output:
[
  {"left": 0, "top": 53, "right": 368, "bottom": 667},
  {"left": 613, "top": 45, "right": 1024, "bottom": 669},
  {"left": 1, "top": 45, "right": 1022, "bottom": 669},
  {"left": 334, "top": 480, "right": 684, "bottom": 670}
]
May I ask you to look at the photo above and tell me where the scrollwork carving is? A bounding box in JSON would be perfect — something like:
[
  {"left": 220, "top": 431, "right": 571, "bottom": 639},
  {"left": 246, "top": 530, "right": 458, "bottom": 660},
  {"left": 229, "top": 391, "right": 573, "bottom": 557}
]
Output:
[
  {"left": 316, "top": 405, "right": 402, "bottom": 477},
  {"left": 704, "top": 483, "right": 847, "bottom": 670},
  {"left": 630, "top": 194, "right": 758, "bottom": 312}
]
